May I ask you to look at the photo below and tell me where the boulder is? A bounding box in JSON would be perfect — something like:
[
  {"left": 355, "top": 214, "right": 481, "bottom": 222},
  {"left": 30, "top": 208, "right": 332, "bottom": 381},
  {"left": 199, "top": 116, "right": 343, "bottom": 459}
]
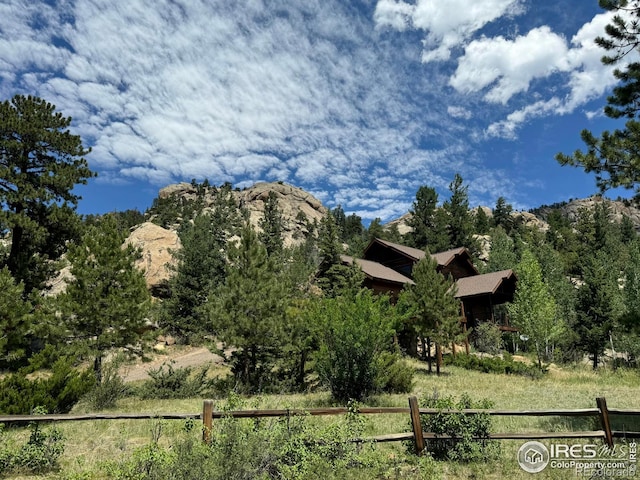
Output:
[{"left": 125, "top": 222, "right": 181, "bottom": 292}]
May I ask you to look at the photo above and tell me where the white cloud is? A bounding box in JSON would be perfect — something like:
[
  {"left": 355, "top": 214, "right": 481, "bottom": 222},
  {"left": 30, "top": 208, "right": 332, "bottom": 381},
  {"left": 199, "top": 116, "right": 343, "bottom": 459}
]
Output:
[
  {"left": 450, "top": 27, "right": 570, "bottom": 104},
  {"left": 447, "top": 105, "right": 472, "bottom": 120},
  {"left": 374, "top": 0, "right": 523, "bottom": 62}
]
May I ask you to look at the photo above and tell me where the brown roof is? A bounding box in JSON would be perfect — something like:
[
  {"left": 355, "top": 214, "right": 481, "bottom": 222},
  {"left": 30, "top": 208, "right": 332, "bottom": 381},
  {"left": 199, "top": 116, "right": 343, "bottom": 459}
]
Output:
[
  {"left": 371, "top": 238, "right": 426, "bottom": 261},
  {"left": 370, "top": 239, "right": 476, "bottom": 271},
  {"left": 341, "top": 255, "right": 414, "bottom": 286},
  {"left": 454, "top": 269, "right": 516, "bottom": 298}
]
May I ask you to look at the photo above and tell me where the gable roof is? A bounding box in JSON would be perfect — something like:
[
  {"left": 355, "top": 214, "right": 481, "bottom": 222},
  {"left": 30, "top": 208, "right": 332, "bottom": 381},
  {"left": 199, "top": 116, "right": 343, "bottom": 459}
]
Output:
[
  {"left": 366, "top": 238, "right": 478, "bottom": 274},
  {"left": 341, "top": 255, "right": 414, "bottom": 286},
  {"left": 368, "top": 238, "right": 426, "bottom": 261},
  {"left": 454, "top": 269, "right": 516, "bottom": 298}
]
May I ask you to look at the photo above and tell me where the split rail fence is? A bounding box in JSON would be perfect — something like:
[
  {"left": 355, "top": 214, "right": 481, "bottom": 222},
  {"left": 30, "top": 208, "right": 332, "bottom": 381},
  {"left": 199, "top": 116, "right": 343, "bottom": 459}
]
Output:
[{"left": 1, "top": 396, "right": 639, "bottom": 455}]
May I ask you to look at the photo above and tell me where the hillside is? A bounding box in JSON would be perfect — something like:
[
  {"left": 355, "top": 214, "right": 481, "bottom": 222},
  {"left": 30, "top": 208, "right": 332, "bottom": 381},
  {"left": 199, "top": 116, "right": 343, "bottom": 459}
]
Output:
[{"left": 125, "top": 182, "right": 640, "bottom": 292}]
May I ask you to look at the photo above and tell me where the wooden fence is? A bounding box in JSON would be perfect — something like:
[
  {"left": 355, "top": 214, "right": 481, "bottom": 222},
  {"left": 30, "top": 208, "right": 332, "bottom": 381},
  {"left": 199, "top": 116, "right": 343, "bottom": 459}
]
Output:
[{"left": 1, "top": 397, "right": 639, "bottom": 455}]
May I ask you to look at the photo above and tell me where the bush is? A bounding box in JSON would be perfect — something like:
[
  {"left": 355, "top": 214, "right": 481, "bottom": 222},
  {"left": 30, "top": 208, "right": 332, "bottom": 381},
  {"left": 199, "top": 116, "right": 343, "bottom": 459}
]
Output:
[
  {"left": 137, "top": 361, "right": 210, "bottom": 399},
  {"left": 0, "top": 357, "right": 94, "bottom": 414},
  {"left": 374, "top": 351, "right": 414, "bottom": 394},
  {"left": 418, "top": 392, "right": 500, "bottom": 463},
  {"left": 313, "top": 291, "right": 401, "bottom": 402},
  {"left": 444, "top": 352, "right": 545, "bottom": 379},
  {"left": 105, "top": 398, "right": 379, "bottom": 480},
  {"left": 0, "top": 409, "right": 65, "bottom": 476},
  {"left": 472, "top": 322, "right": 504, "bottom": 355},
  {"left": 81, "top": 360, "right": 131, "bottom": 410}
]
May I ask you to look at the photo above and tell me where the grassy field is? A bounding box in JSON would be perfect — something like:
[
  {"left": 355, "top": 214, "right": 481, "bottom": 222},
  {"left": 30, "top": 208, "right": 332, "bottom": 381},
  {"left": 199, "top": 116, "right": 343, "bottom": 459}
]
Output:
[{"left": 2, "top": 359, "right": 640, "bottom": 479}]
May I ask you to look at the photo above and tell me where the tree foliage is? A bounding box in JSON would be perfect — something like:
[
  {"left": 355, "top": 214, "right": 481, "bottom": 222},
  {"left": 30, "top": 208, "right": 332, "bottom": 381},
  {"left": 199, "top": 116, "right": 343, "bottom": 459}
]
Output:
[
  {"left": 443, "top": 174, "right": 478, "bottom": 254},
  {"left": 556, "top": 1, "right": 640, "bottom": 198},
  {"left": 207, "top": 225, "right": 290, "bottom": 392},
  {"left": 407, "top": 186, "right": 448, "bottom": 251},
  {"left": 312, "top": 290, "right": 406, "bottom": 402},
  {"left": 160, "top": 186, "right": 242, "bottom": 340},
  {"left": 0, "top": 95, "right": 94, "bottom": 293},
  {"left": 575, "top": 250, "right": 624, "bottom": 368},
  {"left": 507, "top": 250, "right": 559, "bottom": 367},
  {"left": 258, "top": 190, "right": 284, "bottom": 257},
  {"left": 59, "top": 216, "right": 151, "bottom": 383},
  {"left": 399, "top": 253, "right": 461, "bottom": 372},
  {"left": 0, "top": 267, "right": 32, "bottom": 366}
]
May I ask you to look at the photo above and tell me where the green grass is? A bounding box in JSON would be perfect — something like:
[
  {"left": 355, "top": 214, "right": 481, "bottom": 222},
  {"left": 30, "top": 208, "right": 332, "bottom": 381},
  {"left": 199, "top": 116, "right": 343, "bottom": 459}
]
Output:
[{"left": 2, "top": 359, "right": 639, "bottom": 479}]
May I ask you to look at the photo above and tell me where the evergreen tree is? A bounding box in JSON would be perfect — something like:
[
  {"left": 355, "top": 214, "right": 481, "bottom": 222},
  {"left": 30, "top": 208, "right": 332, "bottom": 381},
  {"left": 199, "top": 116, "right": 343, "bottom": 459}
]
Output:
[
  {"left": 407, "top": 186, "right": 449, "bottom": 251},
  {"left": 207, "top": 225, "right": 290, "bottom": 391},
  {"left": 0, "top": 95, "right": 95, "bottom": 293},
  {"left": 556, "top": 1, "right": 640, "bottom": 199},
  {"left": 0, "top": 267, "right": 32, "bottom": 367},
  {"left": 575, "top": 251, "right": 623, "bottom": 369},
  {"left": 485, "top": 226, "right": 519, "bottom": 272},
  {"left": 315, "top": 211, "right": 363, "bottom": 296},
  {"left": 399, "top": 254, "right": 461, "bottom": 374},
  {"left": 618, "top": 238, "right": 640, "bottom": 363},
  {"left": 59, "top": 217, "right": 151, "bottom": 383},
  {"left": 331, "top": 205, "right": 347, "bottom": 240},
  {"left": 161, "top": 187, "right": 242, "bottom": 340},
  {"left": 258, "top": 190, "right": 284, "bottom": 258},
  {"left": 507, "top": 249, "right": 560, "bottom": 368},
  {"left": 492, "top": 197, "right": 514, "bottom": 232},
  {"left": 474, "top": 207, "right": 490, "bottom": 235},
  {"left": 443, "top": 174, "right": 478, "bottom": 254}
]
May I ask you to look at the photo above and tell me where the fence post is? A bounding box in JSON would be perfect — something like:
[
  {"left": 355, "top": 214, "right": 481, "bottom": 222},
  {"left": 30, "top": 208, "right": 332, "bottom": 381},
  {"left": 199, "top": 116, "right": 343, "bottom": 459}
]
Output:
[
  {"left": 408, "top": 396, "right": 425, "bottom": 455},
  {"left": 202, "top": 399, "right": 214, "bottom": 445},
  {"left": 596, "top": 397, "right": 613, "bottom": 447}
]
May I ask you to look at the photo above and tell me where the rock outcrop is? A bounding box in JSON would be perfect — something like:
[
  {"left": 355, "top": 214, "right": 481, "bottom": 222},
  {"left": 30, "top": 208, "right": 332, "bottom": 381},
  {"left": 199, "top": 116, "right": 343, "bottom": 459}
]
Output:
[
  {"left": 125, "top": 222, "right": 181, "bottom": 294},
  {"left": 236, "top": 182, "right": 326, "bottom": 247}
]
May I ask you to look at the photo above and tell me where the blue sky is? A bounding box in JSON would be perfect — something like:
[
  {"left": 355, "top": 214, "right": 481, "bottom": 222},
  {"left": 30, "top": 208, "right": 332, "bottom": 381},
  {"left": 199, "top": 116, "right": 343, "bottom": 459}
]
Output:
[{"left": 0, "top": 0, "right": 635, "bottom": 221}]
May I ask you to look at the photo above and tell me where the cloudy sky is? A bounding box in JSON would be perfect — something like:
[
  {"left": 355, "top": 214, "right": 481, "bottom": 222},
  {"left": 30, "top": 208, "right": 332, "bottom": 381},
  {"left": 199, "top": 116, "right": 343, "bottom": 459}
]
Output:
[{"left": 0, "top": 0, "right": 633, "bottom": 221}]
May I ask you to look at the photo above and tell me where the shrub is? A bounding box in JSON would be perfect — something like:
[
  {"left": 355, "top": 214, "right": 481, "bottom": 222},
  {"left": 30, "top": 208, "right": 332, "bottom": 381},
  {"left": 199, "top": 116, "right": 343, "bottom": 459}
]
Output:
[
  {"left": 444, "top": 352, "right": 545, "bottom": 379},
  {"left": 472, "top": 322, "right": 504, "bottom": 355},
  {"left": 0, "top": 409, "right": 65, "bottom": 476},
  {"left": 0, "top": 357, "right": 94, "bottom": 414},
  {"left": 105, "top": 398, "right": 378, "bottom": 480},
  {"left": 312, "top": 291, "right": 401, "bottom": 402},
  {"left": 374, "top": 351, "right": 414, "bottom": 394},
  {"left": 137, "top": 361, "right": 210, "bottom": 399},
  {"left": 81, "top": 360, "right": 131, "bottom": 410},
  {"left": 418, "top": 392, "right": 500, "bottom": 463}
]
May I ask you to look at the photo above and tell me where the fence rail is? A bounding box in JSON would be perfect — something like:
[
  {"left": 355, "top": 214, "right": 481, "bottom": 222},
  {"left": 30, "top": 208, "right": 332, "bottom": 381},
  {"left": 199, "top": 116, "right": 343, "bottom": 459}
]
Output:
[{"left": 1, "top": 397, "right": 639, "bottom": 455}]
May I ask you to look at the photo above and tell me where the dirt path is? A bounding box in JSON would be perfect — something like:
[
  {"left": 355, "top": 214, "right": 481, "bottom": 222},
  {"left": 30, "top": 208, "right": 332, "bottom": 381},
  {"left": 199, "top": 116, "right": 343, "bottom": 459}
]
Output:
[{"left": 119, "top": 346, "right": 226, "bottom": 383}]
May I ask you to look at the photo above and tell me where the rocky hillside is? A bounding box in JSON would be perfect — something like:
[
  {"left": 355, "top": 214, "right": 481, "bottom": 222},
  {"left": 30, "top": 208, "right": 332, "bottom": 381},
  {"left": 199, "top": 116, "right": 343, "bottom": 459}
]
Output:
[
  {"left": 124, "top": 184, "right": 640, "bottom": 294},
  {"left": 385, "top": 195, "right": 640, "bottom": 234},
  {"left": 128, "top": 182, "right": 326, "bottom": 292},
  {"left": 154, "top": 181, "right": 326, "bottom": 246},
  {"left": 534, "top": 195, "right": 640, "bottom": 230}
]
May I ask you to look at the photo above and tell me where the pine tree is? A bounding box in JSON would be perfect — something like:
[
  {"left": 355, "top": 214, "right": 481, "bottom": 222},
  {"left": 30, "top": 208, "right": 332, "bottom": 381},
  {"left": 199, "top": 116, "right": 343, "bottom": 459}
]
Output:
[
  {"left": 485, "top": 226, "right": 519, "bottom": 272},
  {"left": 400, "top": 254, "right": 461, "bottom": 374},
  {"left": 59, "top": 216, "right": 151, "bottom": 383},
  {"left": 161, "top": 187, "right": 242, "bottom": 340},
  {"left": 315, "top": 211, "right": 363, "bottom": 297},
  {"left": 474, "top": 207, "right": 490, "bottom": 235},
  {"left": 443, "top": 174, "right": 478, "bottom": 254},
  {"left": 258, "top": 191, "right": 284, "bottom": 258},
  {"left": 0, "top": 95, "right": 95, "bottom": 293},
  {"left": 207, "top": 225, "right": 290, "bottom": 391},
  {"left": 556, "top": 2, "right": 640, "bottom": 199},
  {"left": 407, "top": 186, "right": 449, "bottom": 251},
  {"left": 0, "top": 267, "right": 32, "bottom": 366},
  {"left": 575, "top": 250, "right": 623, "bottom": 369},
  {"left": 492, "top": 197, "right": 514, "bottom": 232}
]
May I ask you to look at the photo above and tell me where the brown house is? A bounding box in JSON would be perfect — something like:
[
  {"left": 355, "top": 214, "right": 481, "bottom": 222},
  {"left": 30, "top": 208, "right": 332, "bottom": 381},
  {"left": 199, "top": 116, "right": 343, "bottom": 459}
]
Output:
[{"left": 343, "top": 238, "right": 517, "bottom": 332}]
